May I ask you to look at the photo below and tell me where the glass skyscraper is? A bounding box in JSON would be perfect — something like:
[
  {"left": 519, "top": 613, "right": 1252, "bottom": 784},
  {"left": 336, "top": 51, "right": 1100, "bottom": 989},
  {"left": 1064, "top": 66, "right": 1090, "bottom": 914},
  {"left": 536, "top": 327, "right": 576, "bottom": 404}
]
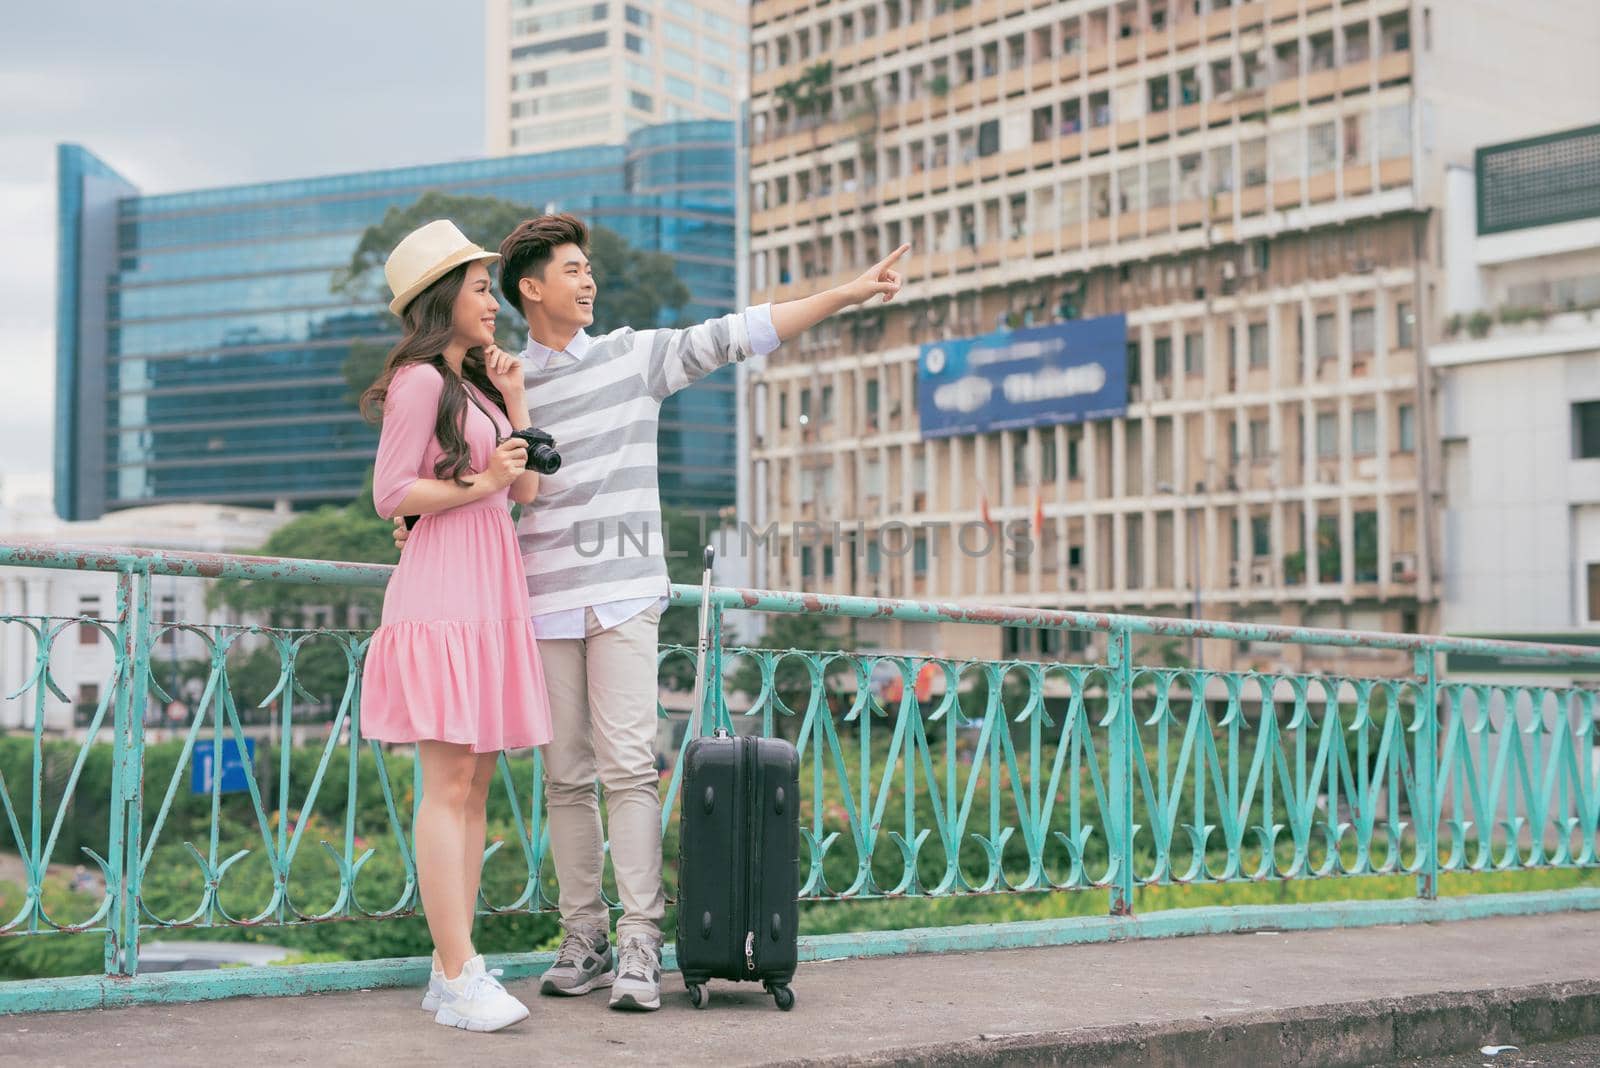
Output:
[{"left": 55, "top": 120, "right": 736, "bottom": 521}]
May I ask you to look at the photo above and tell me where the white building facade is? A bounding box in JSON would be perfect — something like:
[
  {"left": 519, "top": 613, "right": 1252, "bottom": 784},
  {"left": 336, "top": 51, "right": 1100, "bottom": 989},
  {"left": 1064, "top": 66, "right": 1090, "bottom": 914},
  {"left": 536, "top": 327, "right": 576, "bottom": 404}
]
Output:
[
  {"left": 0, "top": 499, "right": 292, "bottom": 732},
  {"left": 1433, "top": 123, "right": 1600, "bottom": 661}
]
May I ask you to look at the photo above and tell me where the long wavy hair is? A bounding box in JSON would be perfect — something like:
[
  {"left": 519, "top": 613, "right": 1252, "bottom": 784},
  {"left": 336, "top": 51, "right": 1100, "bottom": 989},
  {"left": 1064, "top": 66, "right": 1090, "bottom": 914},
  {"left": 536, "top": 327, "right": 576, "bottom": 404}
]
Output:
[{"left": 359, "top": 263, "right": 508, "bottom": 486}]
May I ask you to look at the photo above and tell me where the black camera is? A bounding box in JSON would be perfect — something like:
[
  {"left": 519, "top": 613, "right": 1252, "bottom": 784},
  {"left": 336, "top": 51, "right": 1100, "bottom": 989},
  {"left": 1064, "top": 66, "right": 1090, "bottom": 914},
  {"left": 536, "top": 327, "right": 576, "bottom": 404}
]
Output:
[{"left": 507, "top": 427, "right": 561, "bottom": 474}]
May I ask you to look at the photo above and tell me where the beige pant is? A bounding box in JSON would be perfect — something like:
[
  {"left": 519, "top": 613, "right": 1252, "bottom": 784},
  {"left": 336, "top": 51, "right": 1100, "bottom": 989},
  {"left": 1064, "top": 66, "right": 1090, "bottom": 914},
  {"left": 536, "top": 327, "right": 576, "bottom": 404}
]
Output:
[{"left": 538, "top": 604, "right": 665, "bottom": 942}]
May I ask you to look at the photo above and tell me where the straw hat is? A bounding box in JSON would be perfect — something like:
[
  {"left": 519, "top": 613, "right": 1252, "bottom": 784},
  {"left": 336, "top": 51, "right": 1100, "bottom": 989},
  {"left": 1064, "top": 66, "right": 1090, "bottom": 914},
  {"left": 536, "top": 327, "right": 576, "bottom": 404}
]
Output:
[{"left": 383, "top": 220, "right": 500, "bottom": 316}]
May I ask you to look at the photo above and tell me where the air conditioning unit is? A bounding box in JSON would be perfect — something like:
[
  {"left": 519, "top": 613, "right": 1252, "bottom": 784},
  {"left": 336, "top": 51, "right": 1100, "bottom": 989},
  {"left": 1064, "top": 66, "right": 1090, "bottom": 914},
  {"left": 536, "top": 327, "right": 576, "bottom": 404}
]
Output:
[
  {"left": 1392, "top": 552, "right": 1418, "bottom": 582},
  {"left": 1251, "top": 561, "right": 1273, "bottom": 587}
]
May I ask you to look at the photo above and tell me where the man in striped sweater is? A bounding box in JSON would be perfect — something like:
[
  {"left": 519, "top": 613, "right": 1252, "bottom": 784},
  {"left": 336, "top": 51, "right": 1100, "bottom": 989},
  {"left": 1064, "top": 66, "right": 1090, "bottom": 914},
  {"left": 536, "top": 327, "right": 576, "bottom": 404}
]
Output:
[{"left": 397, "top": 213, "right": 906, "bottom": 1011}]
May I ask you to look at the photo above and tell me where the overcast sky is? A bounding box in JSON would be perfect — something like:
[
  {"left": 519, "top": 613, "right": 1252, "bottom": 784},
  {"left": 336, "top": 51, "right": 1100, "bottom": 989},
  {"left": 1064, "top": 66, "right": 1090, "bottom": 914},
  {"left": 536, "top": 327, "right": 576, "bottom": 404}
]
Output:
[{"left": 0, "top": 0, "right": 484, "bottom": 504}]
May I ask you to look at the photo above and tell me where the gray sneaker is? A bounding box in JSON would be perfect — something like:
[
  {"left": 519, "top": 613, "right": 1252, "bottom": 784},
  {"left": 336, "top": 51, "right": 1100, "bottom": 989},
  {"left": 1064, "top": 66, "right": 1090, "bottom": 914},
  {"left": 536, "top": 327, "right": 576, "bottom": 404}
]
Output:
[
  {"left": 539, "top": 926, "right": 615, "bottom": 997},
  {"left": 608, "top": 935, "right": 662, "bottom": 1012}
]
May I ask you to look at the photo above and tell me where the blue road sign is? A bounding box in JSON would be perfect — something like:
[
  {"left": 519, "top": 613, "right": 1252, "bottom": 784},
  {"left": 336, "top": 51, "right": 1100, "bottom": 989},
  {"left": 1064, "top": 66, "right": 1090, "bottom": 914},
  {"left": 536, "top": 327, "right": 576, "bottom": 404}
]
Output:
[{"left": 191, "top": 736, "right": 256, "bottom": 795}]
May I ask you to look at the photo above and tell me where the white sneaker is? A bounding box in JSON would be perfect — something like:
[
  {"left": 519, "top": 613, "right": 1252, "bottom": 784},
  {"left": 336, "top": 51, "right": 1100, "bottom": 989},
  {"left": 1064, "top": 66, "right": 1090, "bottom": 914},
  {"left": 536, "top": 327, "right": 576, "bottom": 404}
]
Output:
[
  {"left": 420, "top": 959, "right": 445, "bottom": 1012},
  {"left": 433, "top": 955, "right": 530, "bottom": 1033}
]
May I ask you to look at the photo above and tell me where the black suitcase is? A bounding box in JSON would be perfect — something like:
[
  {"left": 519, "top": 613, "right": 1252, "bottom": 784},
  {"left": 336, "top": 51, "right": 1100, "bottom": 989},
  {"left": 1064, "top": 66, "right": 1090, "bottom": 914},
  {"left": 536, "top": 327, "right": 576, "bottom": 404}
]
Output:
[{"left": 675, "top": 547, "right": 801, "bottom": 1011}]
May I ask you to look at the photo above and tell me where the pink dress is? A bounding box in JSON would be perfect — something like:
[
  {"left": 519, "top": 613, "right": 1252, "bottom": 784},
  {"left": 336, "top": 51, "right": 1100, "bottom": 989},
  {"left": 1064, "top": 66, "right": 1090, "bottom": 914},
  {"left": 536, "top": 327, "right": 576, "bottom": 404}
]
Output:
[{"left": 360, "top": 362, "right": 553, "bottom": 752}]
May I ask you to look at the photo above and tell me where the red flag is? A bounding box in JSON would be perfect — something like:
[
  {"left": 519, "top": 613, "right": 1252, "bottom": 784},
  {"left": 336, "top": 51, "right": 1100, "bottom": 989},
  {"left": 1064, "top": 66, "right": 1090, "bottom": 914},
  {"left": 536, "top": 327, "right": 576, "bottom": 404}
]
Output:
[
  {"left": 978, "top": 481, "right": 994, "bottom": 530},
  {"left": 1032, "top": 487, "right": 1044, "bottom": 538}
]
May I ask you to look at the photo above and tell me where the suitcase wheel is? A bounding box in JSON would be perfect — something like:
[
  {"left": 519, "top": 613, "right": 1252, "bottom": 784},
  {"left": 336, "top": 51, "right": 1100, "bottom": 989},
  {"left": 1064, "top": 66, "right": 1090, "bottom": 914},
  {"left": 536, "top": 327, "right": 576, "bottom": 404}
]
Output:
[
  {"left": 687, "top": 982, "right": 709, "bottom": 1010},
  {"left": 767, "top": 983, "right": 795, "bottom": 1012}
]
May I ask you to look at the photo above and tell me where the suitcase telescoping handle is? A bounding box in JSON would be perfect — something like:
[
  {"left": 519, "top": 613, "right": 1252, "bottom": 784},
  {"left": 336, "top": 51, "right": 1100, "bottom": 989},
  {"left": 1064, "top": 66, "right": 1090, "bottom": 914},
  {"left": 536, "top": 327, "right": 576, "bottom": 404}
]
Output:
[{"left": 692, "top": 544, "right": 727, "bottom": 739}]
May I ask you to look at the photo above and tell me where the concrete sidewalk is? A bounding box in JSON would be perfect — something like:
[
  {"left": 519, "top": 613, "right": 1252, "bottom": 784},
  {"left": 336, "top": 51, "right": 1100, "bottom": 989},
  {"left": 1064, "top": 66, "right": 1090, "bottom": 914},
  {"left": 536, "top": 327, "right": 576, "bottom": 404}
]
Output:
[{"left": 6, "top": 912, "right": 1600, "bottom": 1067}]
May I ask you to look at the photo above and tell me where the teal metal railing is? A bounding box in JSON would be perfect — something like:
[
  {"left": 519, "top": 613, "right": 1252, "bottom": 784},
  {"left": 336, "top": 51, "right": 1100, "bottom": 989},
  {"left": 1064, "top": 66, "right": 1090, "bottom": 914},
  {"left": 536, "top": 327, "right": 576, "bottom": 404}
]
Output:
[{"left": 1, "top": 541, "right": 1598, "bottom": 1012}]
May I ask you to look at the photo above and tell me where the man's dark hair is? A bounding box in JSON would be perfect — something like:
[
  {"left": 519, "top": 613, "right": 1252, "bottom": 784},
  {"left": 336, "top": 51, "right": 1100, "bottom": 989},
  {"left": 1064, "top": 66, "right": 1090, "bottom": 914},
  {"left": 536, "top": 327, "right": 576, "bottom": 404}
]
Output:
[{"left": 498, "top": 213, "right": 589, "bottom": 320}]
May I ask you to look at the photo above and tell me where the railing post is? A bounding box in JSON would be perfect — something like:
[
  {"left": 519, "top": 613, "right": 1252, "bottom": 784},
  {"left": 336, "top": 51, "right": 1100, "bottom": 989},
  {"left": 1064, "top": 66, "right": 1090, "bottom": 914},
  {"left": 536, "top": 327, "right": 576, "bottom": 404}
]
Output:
[
  {"left": 1107, "top": 625, "right": 1135, "bottom": 916},
  {"left": 1414, "top": 645, "right": 1439, "bottom": 901},
  {"left": 104, "top": 569, "right": 151, "bottom": 976},
  {"left": 706, "top": 600, "right": 727, "bottom": 735}
]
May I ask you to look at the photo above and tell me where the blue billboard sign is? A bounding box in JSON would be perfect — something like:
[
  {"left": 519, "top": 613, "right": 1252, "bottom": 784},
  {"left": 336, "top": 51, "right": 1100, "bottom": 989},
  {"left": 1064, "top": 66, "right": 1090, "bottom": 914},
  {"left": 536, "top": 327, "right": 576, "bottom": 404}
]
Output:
[{"left": 916, "top": 315, "right": 1129, "bottom": 439}]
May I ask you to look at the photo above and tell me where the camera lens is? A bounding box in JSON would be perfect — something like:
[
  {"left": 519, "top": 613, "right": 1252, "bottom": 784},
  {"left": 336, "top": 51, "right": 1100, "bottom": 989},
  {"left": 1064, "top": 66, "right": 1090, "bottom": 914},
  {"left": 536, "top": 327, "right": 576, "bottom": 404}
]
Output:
[{"left": 529, "top": 444, "right": 561, "bottom": 474}]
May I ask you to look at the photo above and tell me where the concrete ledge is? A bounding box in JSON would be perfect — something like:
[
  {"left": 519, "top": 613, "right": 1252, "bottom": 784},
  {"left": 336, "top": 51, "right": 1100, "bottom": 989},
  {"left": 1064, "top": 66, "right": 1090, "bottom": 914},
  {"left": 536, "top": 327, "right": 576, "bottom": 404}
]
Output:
[
  {"left": 799, "top": 980, "right": 1600, "bottom": 1068},
  {"left": 7, "top": 888, "right": 1600, "bottom": 1014}
]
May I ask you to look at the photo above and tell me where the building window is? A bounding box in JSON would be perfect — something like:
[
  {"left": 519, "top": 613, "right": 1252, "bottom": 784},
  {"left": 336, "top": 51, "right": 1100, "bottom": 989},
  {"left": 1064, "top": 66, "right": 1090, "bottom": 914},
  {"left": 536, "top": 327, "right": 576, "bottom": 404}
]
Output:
[
  {"left": 798, "top": 388, "right": 811, "bottom": 425},
  {"left": 1011, "top": 431, "right": 1030, "bottom": 486},
  {"left": 1315, "top": 313, "right": 1337, "bottom": 359},
  {"left": 1590, "top": 564, "right": 1600, "bottom": 622},
  {"left": 866, "top": 542, "right": 882, "bottom": 576},
  {"left": 863, "top": 457, "right": 883, "bottom": 496},
  {"left": 1575, "top": 401, "right": 1600, "bottom": 459},
  {"left": 1251, "top": 515, "right": 1271, "bottom": 558},
  {"left": 1247, "top": 322, "right": 1269, "bottom": 367},
  {"left": 913, "top": 533, "right": 928, "bottom": 576},
  {"left": 512, "top": 30, "right": 608, "bottom": 62},
  {"left": 1397, "top": 404, "right": 1416, "bottom": 452},
  {"left": 778, "top": 391, "right": 789, "bottom": 429},
  {"left": 1316, "top": 412, "right": 1338, "bottom": 458},
  {"left": 1183, "top": 331, "right": 1203, "bottom": 375},
  {"left": 1040, "top": 435, "right": 1058, "bottom": 482},
  {"left": 665, "top": 46, "right": 695, "bottom": 73},
  {"left": 1308, "top": 121, "right": 1337, "bottom": 174},
  {"left": 864, "top": 378, "right": 880, "bottom": 424},
  {"left": 820, "top": 385, "right": 835, "bottom": 423},
  {"left": 1241, "top": 138, "right": 1268, "bottom": 187},
  {"left": 1351, "top": 307, "right": 1376, "bottom": 355},
  {"left": 664, "top": 20, "right": 695, "bottom": 47},
  {"left": 1249, "top": 419, "right": 1270, "bottom": 462},
  {"left": 78, "top": 595, "right": 101, "bottom": 645},
  {"left": 1396, "top": 301, "right": 1415, "bottom": 349},
  {"left": 978, "top": 120, "right": 1000, "bottom": 157},
  {"left": 625, "top": 32, "right": 649, "bottom": 55},
  {"left": 630, "top": 90, "right": 653, "bottom": 112},
  {"left": 1354, "top": 511, "right": 1379, "bottom": 582},
  {"left": 666, "top": 74, "right": 695, "bottom": 101},
  {"left": 1154, "top": 336, "right": 1172, "bottom": 378},
  {"left": 1067, "top": 436, "right": 1081, "bottom": 479},
  {"left": 1352, "top": 409, "right": 1378, "bottom": 454}
]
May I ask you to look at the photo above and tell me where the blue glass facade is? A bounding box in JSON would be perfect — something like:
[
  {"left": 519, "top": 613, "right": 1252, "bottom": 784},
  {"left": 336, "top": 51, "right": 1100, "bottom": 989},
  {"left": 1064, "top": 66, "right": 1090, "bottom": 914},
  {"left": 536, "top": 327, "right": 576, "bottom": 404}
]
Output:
[{"left": 56, "top": 121, "right": 737, "bottom": 519}]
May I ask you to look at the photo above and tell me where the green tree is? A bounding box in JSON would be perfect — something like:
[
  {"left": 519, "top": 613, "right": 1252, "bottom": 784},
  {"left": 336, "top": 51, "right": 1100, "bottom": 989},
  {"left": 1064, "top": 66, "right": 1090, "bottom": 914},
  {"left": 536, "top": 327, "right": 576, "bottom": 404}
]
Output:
[
  {"left": 212, "top": 491, "right": 396, "bottom": 627},
  {"left": 334, "top": 191, "right": 691, "bottom": 408}
]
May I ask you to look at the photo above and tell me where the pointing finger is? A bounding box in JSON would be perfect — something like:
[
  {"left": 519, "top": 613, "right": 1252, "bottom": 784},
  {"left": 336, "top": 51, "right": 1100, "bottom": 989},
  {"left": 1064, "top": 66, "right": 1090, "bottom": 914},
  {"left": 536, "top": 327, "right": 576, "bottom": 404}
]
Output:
[{"left": 873, "top": 243, "right": 911, "bottom": 274}]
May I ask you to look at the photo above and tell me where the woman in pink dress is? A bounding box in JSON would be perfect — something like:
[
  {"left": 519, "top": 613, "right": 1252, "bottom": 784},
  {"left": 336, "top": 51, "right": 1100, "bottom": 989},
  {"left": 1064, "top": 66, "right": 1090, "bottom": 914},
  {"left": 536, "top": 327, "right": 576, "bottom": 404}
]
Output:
[{"left": 359, "top": 220, "right": 552, "bottom": 1032}]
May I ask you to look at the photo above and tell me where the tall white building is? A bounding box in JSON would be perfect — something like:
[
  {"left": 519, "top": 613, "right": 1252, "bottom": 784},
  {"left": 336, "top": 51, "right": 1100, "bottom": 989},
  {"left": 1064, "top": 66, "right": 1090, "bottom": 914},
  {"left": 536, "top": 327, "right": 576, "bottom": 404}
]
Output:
[
  {"left": 485, "top": 0, "right": 749, "bottom": 154},
  {"left": 1433, "top": 123, "right": 1600, "bottom": 671}
]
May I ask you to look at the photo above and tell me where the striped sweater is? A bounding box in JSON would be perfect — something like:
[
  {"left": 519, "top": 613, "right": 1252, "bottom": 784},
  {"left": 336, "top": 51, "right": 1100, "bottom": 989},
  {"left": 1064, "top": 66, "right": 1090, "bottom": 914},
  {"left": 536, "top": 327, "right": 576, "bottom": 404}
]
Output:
[{"left": 515, "top": 308, "right": 776, "bottom": 616}]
